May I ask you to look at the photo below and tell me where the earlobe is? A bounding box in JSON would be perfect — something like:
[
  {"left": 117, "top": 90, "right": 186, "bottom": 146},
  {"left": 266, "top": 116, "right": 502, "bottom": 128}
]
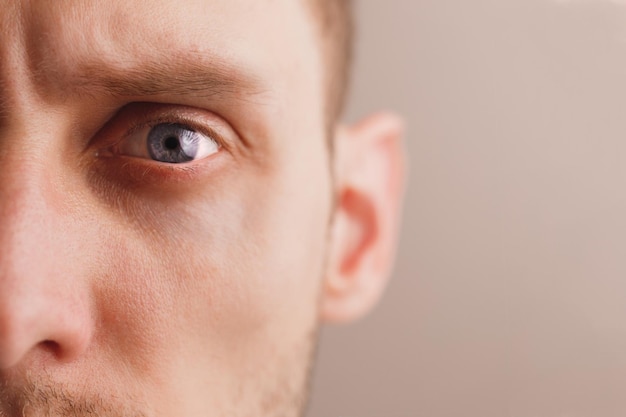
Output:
[{"left": 321, "top": 112, "right": 406, "bottom": 324}]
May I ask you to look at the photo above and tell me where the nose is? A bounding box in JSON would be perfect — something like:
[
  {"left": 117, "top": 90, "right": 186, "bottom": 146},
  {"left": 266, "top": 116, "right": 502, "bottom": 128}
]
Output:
[{"left": 0, "top": 157, "right": 94, "bottom": 370}]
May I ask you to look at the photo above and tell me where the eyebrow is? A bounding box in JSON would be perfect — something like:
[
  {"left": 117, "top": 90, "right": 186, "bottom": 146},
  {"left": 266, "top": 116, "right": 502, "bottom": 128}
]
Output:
[{"left": 59, "top": 54, "right": 268, "bottom": 102}]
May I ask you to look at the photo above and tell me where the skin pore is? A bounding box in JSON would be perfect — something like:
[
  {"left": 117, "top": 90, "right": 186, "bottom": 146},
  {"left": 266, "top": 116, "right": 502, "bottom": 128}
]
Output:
[{"left": 0, "top": 1, "right": 405, "bottom": 416}]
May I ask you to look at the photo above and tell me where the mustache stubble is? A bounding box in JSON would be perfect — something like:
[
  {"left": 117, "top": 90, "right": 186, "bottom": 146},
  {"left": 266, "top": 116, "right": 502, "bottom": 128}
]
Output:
[{"left": 0, "top": 375, "right": 147, "bottom": 417}]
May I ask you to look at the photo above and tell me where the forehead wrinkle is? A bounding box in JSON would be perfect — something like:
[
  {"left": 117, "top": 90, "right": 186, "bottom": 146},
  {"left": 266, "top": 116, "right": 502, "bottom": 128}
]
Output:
[{"left": 0, "top": 1, "right": 33, "bottom": 117}]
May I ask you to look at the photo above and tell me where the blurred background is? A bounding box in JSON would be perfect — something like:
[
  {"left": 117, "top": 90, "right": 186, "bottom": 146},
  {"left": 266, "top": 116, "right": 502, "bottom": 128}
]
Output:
[{"left": 308, "top": 1, "right": 626, "bottom": 416}]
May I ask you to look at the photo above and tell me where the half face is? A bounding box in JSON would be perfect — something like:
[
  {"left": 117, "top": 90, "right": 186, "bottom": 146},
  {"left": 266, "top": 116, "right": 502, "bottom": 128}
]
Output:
[{"left": 0, "top": 1, "right": 332, "bottom": 416}]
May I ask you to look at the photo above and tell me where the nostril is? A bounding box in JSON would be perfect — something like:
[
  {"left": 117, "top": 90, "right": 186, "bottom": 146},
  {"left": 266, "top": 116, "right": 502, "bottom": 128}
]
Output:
[
  {"left": 40, "top": 340, "right": 61, "bottom": 356},
  {"left": 39, "top": 339, "right": 86, "bottom": 363}
]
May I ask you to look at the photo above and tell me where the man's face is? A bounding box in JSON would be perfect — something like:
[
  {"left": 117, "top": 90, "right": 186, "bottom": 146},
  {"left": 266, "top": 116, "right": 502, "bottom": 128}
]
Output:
[{"left": 0, "top": 1, "right": 332, "bottom": 416}]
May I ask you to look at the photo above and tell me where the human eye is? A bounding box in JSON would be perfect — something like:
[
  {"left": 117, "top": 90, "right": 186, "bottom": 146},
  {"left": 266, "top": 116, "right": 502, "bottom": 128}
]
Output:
[
  {"left": 117, "top": 122, "right": 220, "bottom": 164},
  {"left": 89, "top": 103, "right": 238, "bottom": 187}
]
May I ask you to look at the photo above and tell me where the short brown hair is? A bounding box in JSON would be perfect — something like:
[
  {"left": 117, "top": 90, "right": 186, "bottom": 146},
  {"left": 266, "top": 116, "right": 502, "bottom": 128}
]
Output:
[{"left": 308, "top": 0, "right": 354, "bottom": 125}]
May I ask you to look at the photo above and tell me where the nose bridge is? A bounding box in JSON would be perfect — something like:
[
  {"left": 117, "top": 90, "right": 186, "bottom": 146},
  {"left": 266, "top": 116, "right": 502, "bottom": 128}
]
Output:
[
  {"left": 0, "top": 126, "right": 94, "bottom": 369},
  {"left": 0, "top": 87, "right": 87, "bottom": 269},
  {"left": 0, "top": 157, "right": 58, "bottom": 279},
  {"left": 0, "top": 6, "right": 94, "bottom": 370}
]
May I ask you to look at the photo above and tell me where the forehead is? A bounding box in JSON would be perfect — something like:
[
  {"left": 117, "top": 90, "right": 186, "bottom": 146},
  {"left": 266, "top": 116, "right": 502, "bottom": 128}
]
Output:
[
  {"left": 9, "top": 0, "right": 310, "bottom": 53},
  {"left": 1, "top": 0, "right": 321, "bottom": 106},
  {"left": 25, "top": 1, "right": 296, "bottom": 47}
]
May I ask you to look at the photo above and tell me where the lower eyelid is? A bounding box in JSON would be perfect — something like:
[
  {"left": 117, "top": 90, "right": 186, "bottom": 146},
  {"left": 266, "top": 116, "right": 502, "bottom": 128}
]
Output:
[{"left": 96, "top": 148, "right": 228, "bottom": 188}]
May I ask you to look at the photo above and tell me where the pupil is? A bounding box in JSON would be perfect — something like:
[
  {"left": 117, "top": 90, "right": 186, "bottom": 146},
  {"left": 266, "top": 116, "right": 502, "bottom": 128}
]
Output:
[{"left": 164, "top": 136, "right": 180, "bottom": 150}]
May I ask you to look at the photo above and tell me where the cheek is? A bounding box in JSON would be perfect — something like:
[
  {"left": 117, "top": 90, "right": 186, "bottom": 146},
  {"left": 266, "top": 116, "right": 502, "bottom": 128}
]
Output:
[{"left": 90, "top": 145, "right": 331, "bottom": 405}]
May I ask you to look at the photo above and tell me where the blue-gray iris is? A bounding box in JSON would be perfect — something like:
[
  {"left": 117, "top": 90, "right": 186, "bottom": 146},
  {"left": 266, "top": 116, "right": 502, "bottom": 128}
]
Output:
[{"left": 147, "top": 123, "right": 200, "bottom": 163}]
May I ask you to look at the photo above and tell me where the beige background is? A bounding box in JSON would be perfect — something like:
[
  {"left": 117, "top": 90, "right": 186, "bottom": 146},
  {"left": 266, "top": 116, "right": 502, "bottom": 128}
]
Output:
[{"left": 308, "top": 1, "right": 626, "bottom": 416}]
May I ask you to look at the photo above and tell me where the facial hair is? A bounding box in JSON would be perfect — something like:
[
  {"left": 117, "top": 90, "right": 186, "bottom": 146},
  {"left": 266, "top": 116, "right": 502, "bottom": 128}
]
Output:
[{"left": 0, "top": 375, "right": 148, "bottom": 417}]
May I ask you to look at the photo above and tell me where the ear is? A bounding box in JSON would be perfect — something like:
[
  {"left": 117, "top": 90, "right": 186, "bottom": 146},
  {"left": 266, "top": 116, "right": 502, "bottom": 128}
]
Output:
[{"left": 321, "top": 112, "right": 406, "bottom": 324}]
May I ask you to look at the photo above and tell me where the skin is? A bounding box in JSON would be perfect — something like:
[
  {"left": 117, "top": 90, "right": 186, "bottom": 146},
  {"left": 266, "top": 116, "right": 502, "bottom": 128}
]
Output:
[{"left": 0, "top": 1, "right": 405, "bottom": 416}]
